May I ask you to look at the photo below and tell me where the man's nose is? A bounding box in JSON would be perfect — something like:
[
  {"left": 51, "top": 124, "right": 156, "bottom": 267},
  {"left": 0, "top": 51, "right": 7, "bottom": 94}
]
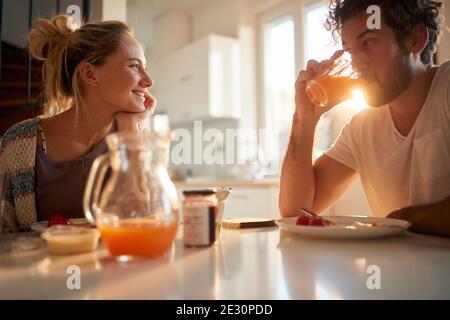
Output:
[{"left": 350, "top": 51, "right": 369, "bottom": 73}]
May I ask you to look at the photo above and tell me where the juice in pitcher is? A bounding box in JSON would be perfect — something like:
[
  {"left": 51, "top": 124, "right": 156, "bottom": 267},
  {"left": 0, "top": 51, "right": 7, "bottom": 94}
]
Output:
[{"left": 98, "top": 218, "right": 178, "bottom": 258}]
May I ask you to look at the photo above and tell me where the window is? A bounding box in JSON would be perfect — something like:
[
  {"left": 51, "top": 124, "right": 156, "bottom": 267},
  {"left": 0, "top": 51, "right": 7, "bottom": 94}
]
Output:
[
  {"left": 259, "top": 12, "right": 296, "bottom": 173},
  {"left": 262, "top": 15, "right": 296, "bottom": 133},
  {"left": 304, "top": 2, "right": 341, "bottom": 65}
]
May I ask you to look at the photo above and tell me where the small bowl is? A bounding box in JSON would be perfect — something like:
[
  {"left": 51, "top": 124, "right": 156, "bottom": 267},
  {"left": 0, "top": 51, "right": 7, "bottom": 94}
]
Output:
[{"left": 41, "top": 225, "right": 100, "bottom": 255}]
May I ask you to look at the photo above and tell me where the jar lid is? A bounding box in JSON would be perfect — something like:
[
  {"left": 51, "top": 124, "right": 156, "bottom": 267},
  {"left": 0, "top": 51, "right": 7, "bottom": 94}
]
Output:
[{"left": 183, "top": 189, "right": 217, "bottom": 196}]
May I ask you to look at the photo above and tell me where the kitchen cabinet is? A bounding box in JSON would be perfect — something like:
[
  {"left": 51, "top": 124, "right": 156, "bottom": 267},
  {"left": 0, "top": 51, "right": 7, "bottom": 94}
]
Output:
[
  {"left": 175, "top": 182, "right": 280, "bottom": 220},
  {"left": 151, "top": 34, "right": 241, "bottom": 124},
  {"left": 220, "top": 187, "right": 279, "bottom": 219}
]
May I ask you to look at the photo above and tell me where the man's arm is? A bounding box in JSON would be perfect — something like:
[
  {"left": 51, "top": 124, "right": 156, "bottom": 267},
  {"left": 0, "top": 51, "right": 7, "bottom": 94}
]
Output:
[
  {"left": 279, "top": 51, "right": 357, "bottom": 217},
  {"left": 388, "top": 195, "right": 450, "bottom": 238},
  {"left": 279, "top": 117, "right": 314, "bottom": 217},
  {"left": 280, "top": 138, "right": 357, "bottom": 217}
]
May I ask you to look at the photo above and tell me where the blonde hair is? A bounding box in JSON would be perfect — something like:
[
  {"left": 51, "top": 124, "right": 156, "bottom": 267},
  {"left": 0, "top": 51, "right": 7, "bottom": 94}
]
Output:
[{"left": 28, "top": 15, "right": 132, "bottom": 116}]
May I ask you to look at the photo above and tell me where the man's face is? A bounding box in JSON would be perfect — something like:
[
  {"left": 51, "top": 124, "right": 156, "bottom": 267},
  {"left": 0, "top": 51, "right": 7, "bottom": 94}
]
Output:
[{"left": 341, "top": 12, "right": 413, "bottom": 107}]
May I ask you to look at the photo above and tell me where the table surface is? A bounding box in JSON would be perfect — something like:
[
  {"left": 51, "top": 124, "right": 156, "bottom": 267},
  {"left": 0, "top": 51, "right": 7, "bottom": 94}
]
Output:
[{"left": 1, "top": 226, "right": 450, "bottom": 299}]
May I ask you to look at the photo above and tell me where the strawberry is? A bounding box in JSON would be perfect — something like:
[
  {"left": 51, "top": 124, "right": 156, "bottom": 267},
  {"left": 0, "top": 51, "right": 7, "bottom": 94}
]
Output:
[
  {"left": 309, "top": 216, "right": 326, "bottom": 226},
  {"left": 296, "top": 215, "right": 311, "bottom": 226},
  {"left": 48, "top": 214, "right": 71, "bottom": 227}
]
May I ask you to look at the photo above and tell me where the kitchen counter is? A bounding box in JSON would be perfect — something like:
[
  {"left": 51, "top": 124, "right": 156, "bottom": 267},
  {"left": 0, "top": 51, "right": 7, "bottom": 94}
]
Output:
[{"left": 1, "top": 227, "right": 450, "bottom": 299}]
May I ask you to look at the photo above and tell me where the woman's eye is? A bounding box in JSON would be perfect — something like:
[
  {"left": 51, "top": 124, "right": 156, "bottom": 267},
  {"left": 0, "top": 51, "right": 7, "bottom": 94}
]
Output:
[{"left": 130, "top": 64, "right": 140, "bottom": 68}]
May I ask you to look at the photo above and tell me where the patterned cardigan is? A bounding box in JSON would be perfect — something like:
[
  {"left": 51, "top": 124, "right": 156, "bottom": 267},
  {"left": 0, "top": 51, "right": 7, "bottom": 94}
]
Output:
[{"left": 0, "top": 117, "right": 43, "bottom": 231}]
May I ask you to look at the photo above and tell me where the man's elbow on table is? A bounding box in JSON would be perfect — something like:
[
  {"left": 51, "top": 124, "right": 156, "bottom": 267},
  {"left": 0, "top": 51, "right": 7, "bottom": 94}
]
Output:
[
  {"left": 278, "top": 197, "right": 317, "bottom": 218},
  {"left": 279, "top": 202, "right": 297, "bottom": 218}
]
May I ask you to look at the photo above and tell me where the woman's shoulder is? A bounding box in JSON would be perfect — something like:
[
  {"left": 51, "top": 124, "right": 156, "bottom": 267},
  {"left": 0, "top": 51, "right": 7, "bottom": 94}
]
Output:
[
  {"left": 1, "top": 117, "right": 42, "bottom": 151},
  {"left": 0, "top": 116, "right": 42, "bottom": 154}
]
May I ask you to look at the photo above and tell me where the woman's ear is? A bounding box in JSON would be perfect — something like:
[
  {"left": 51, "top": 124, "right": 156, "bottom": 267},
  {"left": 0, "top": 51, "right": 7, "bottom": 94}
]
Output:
[
  {"left": 407, "top": 23, "right": 429, "bottom": 55},
  {"left": 78, "top": 61, "right": 98, "bottom": 87}
]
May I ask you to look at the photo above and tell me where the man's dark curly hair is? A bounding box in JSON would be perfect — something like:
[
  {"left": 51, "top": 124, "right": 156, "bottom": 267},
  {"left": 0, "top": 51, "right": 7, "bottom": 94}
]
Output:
[{"left": 325, "top": 0, "right": 445, "bottom": 65}]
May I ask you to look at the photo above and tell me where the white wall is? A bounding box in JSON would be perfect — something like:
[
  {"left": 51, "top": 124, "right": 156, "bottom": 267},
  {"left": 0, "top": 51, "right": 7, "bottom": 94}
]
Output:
[
  {"left": 192, "top": 0, "right": 240, "bottom": 40},
  {"left": 152, "top": 11, "right": 192, "bottom": 59},
  {"left": 102, "top": 0, "right": 127, "bottom": 21},
  {"left": 127, "top": 0, "right": 154, "bottom": 55},
  {"left": 89, "top": 0, "right": 127, "bottom": 22}
]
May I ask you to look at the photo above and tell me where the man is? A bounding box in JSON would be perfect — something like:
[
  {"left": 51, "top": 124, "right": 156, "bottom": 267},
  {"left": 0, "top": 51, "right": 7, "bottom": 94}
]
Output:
[{"left": 279, "top": 0, "right": 450, "bottom": 237}]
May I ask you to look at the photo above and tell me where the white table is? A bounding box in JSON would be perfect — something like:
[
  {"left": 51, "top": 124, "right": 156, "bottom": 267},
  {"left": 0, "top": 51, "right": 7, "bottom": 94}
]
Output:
[{"left": 1, "top": 227, "right": 450, "bottom": 299}]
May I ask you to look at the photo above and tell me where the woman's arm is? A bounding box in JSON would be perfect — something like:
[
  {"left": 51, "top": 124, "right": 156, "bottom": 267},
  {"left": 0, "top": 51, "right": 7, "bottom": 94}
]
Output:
[
  {"left": 115, "top": 91, "right": 155, "bottom": 133},
  {"left": 0, "top": 145, "right": 18, "bottom": 233},
  {"left": 388, "top": 195, "right": 450, "bottom": 238},
  {"left": 115, "top": 109, "right": 152, "bottom": 133}
]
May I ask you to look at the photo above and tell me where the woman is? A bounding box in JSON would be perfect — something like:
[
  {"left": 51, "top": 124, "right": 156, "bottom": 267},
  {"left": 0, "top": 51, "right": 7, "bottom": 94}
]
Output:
[{"left": 0, "top": 15, "right": 156, "bottom": 231}]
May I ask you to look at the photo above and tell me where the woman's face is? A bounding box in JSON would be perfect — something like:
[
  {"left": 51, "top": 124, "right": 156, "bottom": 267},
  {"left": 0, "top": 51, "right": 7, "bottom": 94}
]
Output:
[{"left": 93, "top": 34, "right": 156, "bottom": 115}]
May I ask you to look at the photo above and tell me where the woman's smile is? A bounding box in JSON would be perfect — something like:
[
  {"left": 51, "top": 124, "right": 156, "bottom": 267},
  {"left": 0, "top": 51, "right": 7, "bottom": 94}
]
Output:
[{"left": 131, "top": 89, "right": 146, "bottom": 103}]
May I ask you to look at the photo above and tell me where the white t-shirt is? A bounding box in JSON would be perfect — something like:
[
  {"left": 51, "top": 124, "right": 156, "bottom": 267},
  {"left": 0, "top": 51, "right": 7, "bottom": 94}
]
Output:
[{"left": 325, "top": 61, "right": 450, "bottom": 217}]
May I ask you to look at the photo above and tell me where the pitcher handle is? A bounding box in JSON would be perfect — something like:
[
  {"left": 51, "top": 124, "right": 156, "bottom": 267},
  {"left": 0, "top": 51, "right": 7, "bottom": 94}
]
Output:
[{"left": 83, "top": 154, "right": 110, "bottom": 225}]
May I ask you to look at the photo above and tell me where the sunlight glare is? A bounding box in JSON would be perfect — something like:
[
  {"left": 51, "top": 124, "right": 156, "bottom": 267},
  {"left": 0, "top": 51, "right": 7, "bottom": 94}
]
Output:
[{"left": 346, "top": 89, "right": 368, "bottom": 111}]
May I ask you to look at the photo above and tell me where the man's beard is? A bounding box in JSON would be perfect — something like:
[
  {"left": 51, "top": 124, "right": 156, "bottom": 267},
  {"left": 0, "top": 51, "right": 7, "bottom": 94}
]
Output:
[{"left": 363, "top": 53, "right": 413, "bottom": 108}]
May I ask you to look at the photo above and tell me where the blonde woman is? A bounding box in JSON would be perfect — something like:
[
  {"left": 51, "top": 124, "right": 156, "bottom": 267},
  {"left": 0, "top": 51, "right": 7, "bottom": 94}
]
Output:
[{"left": 0, "top": 15, "right": 156, "bottom": 231}]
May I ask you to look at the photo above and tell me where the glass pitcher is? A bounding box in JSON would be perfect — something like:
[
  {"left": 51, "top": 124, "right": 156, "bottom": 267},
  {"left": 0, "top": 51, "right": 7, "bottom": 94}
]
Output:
[{"left": 83, "top": 131, "right": 179, "bottom": 259}]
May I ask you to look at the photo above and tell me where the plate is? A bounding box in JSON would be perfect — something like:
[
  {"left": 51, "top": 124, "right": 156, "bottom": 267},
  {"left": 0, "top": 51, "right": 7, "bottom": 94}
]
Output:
[
  {"left": 30, "top": 218, "right": 91, "bottom": 233},
  {"left": 276, "top": 216, "right": 411, "bottom": 239}
]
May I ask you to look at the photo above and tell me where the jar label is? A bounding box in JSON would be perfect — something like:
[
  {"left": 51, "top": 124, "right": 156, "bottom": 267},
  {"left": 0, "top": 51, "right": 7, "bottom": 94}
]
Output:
[{"left": 183, "top": 206, "right": 215, "bottom": 246}]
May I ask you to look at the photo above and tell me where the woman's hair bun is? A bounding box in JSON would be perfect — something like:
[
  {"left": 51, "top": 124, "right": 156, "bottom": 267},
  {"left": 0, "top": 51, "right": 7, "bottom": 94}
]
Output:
[{"left": 28, "top": 15, "right": 73, "bottom": 61}]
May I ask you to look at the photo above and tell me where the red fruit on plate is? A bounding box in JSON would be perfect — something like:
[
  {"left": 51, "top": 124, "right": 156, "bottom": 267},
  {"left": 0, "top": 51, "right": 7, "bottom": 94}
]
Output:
[
  {"left": 48, "top": 214, "right": 71, "bottom": 227},
  {"left": 296, "top": 215, "right": 311, "bottom": 226},
  {"left": 309, "top": 216, "right": 325, "bottom": 226}
]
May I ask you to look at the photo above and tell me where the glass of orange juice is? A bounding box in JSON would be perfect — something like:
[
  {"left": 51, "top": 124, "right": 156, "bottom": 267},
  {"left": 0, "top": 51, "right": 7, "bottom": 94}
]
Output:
[{"left": 306, "top": 54, "right": 365, "bottom": 107}]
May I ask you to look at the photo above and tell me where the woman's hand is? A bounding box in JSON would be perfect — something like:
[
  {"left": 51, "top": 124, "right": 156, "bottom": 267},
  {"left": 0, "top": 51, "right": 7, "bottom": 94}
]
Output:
[
  {"left": 295, "top": 50, "right": 344, "bottom": 124},
  {"left": 115, "top": 92, "right": 156, "bottom": 132}
]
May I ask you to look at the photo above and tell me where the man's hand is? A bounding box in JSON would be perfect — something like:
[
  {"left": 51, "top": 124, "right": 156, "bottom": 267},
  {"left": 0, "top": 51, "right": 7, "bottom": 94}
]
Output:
[
  {"left": 387, "top": 207, "right": 413, "bottom": 220},
  {"left": 295, "top": 50, "right": 344, "bottom": 123},
  {"left": 387, "top": 196, "right": 450, "bottom": 238}
]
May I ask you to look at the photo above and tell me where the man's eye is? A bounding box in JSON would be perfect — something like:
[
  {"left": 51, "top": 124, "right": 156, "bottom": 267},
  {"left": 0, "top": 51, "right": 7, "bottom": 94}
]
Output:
[
  {"left": 364, "top": 39, "right": 377, "bottom": 47},
  {"left": 130, "top": 64, "right": 140, "bottom": 68}
]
